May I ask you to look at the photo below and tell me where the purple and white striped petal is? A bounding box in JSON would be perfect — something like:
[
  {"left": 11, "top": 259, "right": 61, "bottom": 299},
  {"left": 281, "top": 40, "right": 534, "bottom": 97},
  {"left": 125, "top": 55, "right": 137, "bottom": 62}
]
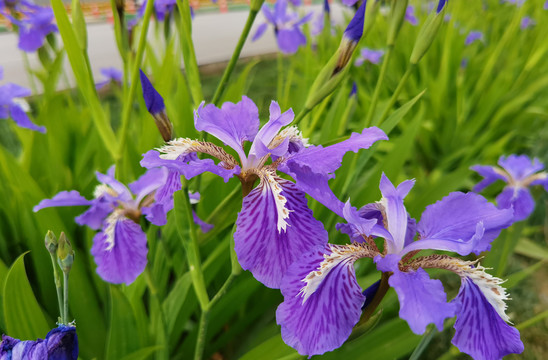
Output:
[
  {"left": 90, "top": 213, "right": 148, "bottom": 284},
  {"left": 234, "top": 175, "right": 328, "bottom": 288},
  {"left": 496, "top": 186, "right": 534, "bottom": 221},
  {"left": 376, "top": 256, "right": 457, "bottom": 334},
  {"left": 452, "top": 277, "right": 523, "bottom": 360},
  {"left": 416, "top": 192, "right": 514, "bottom": 255},
  {"left": 194, "top": 96, "right": 259, "bottom": 160},
  {"left": 276, "top": 244, "right": 367, "bottom": 356}
]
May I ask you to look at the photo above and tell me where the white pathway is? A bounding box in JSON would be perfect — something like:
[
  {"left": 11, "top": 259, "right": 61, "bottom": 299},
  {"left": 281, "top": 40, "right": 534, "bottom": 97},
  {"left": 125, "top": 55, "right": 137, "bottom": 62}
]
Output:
[{"left": 0, "top": 4, "right": 347, "bottom": 90}]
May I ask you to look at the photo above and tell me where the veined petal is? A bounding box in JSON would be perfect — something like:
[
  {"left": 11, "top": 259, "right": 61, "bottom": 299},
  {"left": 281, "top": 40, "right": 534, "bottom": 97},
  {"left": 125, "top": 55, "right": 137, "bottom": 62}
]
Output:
[
  {"left": 129, "top": 167, "right": 169, "bottom": 205},
  {"left": 33, "top": 190, "right": 92, "bottom": 212},
  {"left": 376, "top": 257, "right": 456, "bottom": 334},
  {"left": 276, "top": 244, "right": 367, "bottom": 356},
  {"left": 417, "top": 192, "right": 514, "bottom": 255},
  {"left": 379, "top": 174, "right": 414, "bottom": 253},
  {"left": 96, "top": 166, "right": 132, "bottom": 202},
  {"left": 234, "top": 176, "right": 328, "bottom": 288},
  {"left": 340, "top": 201, "right": 381, "bottom": 241},
  {"left": 496, "top": 186, "right": 534, "bottom": 221},
  {"left": 141, "top": 170, "right": 181, "bottom": 226},
  {"left": 452, "top": 277, "right": 523, "bottom": 360},
  {"left": 194, "top": 96, "right": 259, "bottom": 160},
  {"left": 248, "top": 101, "right": 294, "bottom": 161},
  {"left": 45, "top": 325, "right": 78, "bottom": 359},
  {"left": 498, "top": 154, "right": 544, "bottom": 182},
  {"left": 90, "top": 213, "right": 148, "bottom": 284},
  {"left": 470, "top": 164, "right": 508, "bottom": 192},
  {"left": 404, "top": 222, "right": 484, "bottom": 256}
]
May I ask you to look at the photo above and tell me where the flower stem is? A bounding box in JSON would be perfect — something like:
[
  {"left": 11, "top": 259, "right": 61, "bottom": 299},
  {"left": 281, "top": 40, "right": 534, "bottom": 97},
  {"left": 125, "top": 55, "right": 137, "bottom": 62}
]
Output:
[
  {"left": 364, "top": 46, "right": 393, "bottom": 127},
  {"left": 211, "top": 7, "right": 261, "bottom": 105},
  {"left": 194, "top": 309, "right": 210, "bottom": 360},
  {"left": 48, "top": 253, "right": 64, "bottom": 323},
  {"left": 357, "top": 272, "right": 390, "bottom": 326},
  {"left": 374, "top": 64, "right": 415, "bottom": 127},
  {"left": 63, "top": 271, "right": 70, "bottom": 324}
]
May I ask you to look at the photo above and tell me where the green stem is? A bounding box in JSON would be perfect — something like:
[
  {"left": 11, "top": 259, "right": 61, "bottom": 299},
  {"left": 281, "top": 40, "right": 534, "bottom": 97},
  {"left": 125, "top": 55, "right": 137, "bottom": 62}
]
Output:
[
  {"left": 364, "top": 46, "right": 393, "bottom": 127},
  {"left": 210, "top": 274, "right": 236, "bottom": 309},
  {"left": 116, "top": 0, "right": 156, "bottom": 168},
  {"left": 63, "top": 271, "right": 70, "bottom": 324},
  {"left": 211, "top": 8, "right": 260, "bottom": 105},
  {"left": 194, "top": 309, "right": 210, "bottom": 360},
  {"left": 49, "top": 253, "right": 64, "bottom": 322},
  {"left": 357, "top": 272, "right": 390, "bottom": 326},
  {"left": 374, "top": 64, "right": 415, "bottom": 127},
  {"left": 292, "top": 107, "right": 312, "bottom": 127},
  {"left": 277, "top": 52, "right": 284, "bottom": 104},
  {"left": 516, "top": 309, "right": 548, "bottom": 330}
]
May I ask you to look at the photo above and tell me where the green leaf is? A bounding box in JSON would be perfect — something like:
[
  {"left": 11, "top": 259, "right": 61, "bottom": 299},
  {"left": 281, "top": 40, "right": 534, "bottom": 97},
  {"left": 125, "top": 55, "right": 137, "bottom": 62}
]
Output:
[
  {"left": 239, "top": 334, "right": 299, "bottom": 360},
  {"left": 2, "top": 253, "right": 50, "bottom": 339},
  {"left": 505, "top": 260, "right": 546, "bottom": 289},
  {"left": 121, "top": 346, "right": 165, "bottom": 360},
  {"left": 514, "top": 238, "right": 548, "bottom": 261},
  {"left": 106, "top": 286, "right": 141, "bottom": 360}
]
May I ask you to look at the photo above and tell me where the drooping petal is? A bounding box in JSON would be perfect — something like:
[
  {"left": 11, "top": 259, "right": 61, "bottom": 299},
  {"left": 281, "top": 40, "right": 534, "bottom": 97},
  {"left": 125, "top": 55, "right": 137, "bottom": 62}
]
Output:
[
  {"left": 45, "top": 325, "right": 78, "bottom": 360},
  {"left": 496, "top": 186, "right": 534, "bottom": 221},
  {"left": 129, "top": 167, "right": 169, "bottom": 204},
  {"left": 252, "top": 22, "right": 268, "bottom": 41},
  {"left": 141, "top": 150, "right": 240, "bottom": 183},
  {"left": 9, "top": 104, "right": 46, "bottom": 133},
  {"left": 276, "top": 245, "right": 365, "bottom": 356},
  {"left": 470, "top": 164, "right": 508, "bottom": 192},
  {"left": 192, "top": 210, "right": 213, "bottom": 233},
  {"left": 141, "top": 170, "right": 181, "bottom": 226},
  {"left": 340, "top": 201, "right": 378, "bottom": 240},
  {"left": 276, "top": 28, "right": 306, "bottom": 54},
  {"left": 416, "top": 192, "right": 514, "bottom": 255},
  {"left": 234, "top": 176, "right": 328, "bottom": 288},
  {"left": 74, "top": 198, "right": 114, "bottom": 230},
  {"left": 452, "top": 279, "right": 524, "bottom": 360},
  {"left": 95, "top": 166, "right": 133, "bottom": 202},
  {"left": 498, "top": 154, "right": 544, "bottom": 182},
  {"left": 90, "top": 214, "right": 148, "bottom": 284},
  {"left": 376, "top": 257, "right": 457, "bottom": 334},
  {"left": 33, "top": 190, "right": 92, "bottom": 212},
  {"left": 194, "top": 96, "right": 259, "bottom": 159}
]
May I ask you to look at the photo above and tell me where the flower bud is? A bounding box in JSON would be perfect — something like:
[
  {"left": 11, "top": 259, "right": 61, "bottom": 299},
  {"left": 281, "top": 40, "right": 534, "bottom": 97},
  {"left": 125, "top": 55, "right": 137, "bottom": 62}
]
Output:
[
  {"left": 140, "top": 70, "right": 174, "bottom": 142},
  {"left": 387, "top": 0, "right": 408, "bottom": 46},
  {"left": 409, "top": 0, "right": 448, "bottom": 65},
  {"left": 57, "top": 232, "right": 74, "bottom": 273},
  {"left": 45, "top": 230, "right": 58, "bottom": 255}
]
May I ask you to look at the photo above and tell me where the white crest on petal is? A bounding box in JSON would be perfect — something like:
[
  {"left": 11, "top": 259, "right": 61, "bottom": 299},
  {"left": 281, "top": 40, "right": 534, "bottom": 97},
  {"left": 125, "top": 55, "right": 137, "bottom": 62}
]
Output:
[
  {"left": 273, "top": 126, "right": 310, "bottom": 149},
  {"left": 298, "top": 243, "right": 374, "bottom": 304},
  {"left": 12, "top": 98, "right": 30, "bottom": 112},
  {"left": 261, "top": 171, "right": 292, "bottom": 232},
  {"left": 94, "top": 184, "right": 118, "bottom": 199},
  {"left": 157, "top": 137, "right": 198, "bottom": 160},
  {"left": 103, "top": 211, "right": 124, "bottom": 251}
]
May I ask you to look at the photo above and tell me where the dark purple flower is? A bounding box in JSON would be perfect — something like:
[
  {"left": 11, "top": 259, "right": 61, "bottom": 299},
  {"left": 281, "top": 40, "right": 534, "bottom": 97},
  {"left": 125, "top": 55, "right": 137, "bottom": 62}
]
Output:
[
  {"left": 141, "top": 96, "right": 387, "bottom": 288},
  {"left": 252, "top": 0, "right": 313, "bottom": 54},
  {"left": 276, "top": 174, "right": 521, "bottom": 357},
  {"left": 405, "top": 5, "right": 418, "bottom": 25},
  {"left": 436, "top": 0, "right": 448, "bottom": 13},
  {"left": 34, "top": 166, "right": 171, "bottom": 284},
  {"left": 520, "top": 16, "right": 535, "bottom": 30},
  {"left": 0, "top": 67, "right": 46, "bottom": 133},
  {"left": 1, "top": 1, "right": 58, "bottom": 52},
  {"left": 95, "top": 67, "right": 123, "bottom": 90},
  {"left": 343, "top": 0, "right": 366, "bottom": 43},
  {"left": 354, "top": 47, "right": 384, "bottom": 66},
  {"left": 544, "top": 0, "right": 548, "bottom": 10},
  {"left": 465, "top": 30, "right": 483, "bottom": 45},
  {"left": 471, "top": 154, "right": 548, "bottom": 221},
  {"left": 349, "top": 82, "right": 357, "bottom": 97},
  {"left": 140, "top": 69, "right": 165, "bottom": 115},
  {"left": 1, "top": 325, "right": 78, "bottom": 360}
]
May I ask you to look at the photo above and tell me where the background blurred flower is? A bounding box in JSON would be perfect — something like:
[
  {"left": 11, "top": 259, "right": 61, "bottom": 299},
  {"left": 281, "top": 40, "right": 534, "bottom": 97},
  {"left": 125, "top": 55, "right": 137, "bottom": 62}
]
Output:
[
  {"left": 405, "top": 5, "right": 418, "bottom": 25},
  {"left": 520, "top": 16, "right": 535, "bottom": 30},
  {"left": 465, "top": 30, "right": 484, "bottom": 45},
  {"left": 355, "top": 48, "right": 385, "bottom": 66},
  {"left": 95, "top": 67, "right": 123, "bottom": 90}
]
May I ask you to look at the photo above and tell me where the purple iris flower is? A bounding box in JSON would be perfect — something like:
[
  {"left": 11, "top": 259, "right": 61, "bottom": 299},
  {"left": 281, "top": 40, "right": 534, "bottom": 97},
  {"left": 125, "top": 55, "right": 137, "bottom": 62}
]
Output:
[
  {"left": 276, "top": 174, "right": 523, "bottom": 358},
  {"left": 405, "top": 5, "right": 418, "bottom": 26},
  {"left": 95, "top": 67, "right": 123, "bottom": 90},
  {"left": 311, "top": 0, "right": 331, "bottom": 36},
  {"left": 465, "top": 30, "right": 484, "bottom": 46},
  {"left": 520, "top": 16, "right": 535, "bottom": 30},
  {"left": 0, "top": 66, "right": 46, "bottom": 133},
  {"left": 471, "top": 154, "right": 548, "bottom": 221},
  {"left": 545, "top": 0, "right": 548, "bottom": 10},
  {"left": 140, "top": 96, "right": 387, "bottom": 288},
  {"left": 502, "top": 0, "right": 525, "bottom": 6},
  {"left": 1, "top": 0, "right": 58, "bottom": 52},
  {"left": 354, "top": 48, "right": 384, "bottom": 66},
  {"left": 1, "top": 325, "right": 78, "bottom": 360},
  {"left": 252, "top": 0, "right": 313, "bottom": 54}
]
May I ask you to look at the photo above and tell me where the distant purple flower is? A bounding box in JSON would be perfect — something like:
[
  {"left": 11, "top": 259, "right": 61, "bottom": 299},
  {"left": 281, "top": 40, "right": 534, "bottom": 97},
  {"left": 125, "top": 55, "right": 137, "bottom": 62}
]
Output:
[
  {"left": 405, "top": 5, "right": 418, "bottom": 25},
  {"left": 0, "top": 0, "right": 58, "bottom": 52},
  {"left": 355, "top": 48, "right": 384, "bottom": 66},
  {"left": 471, "top": 154, "right": 548, "bottom": 221},
  {"left": 0, "top": 66, "right": 45, "bottom": 133},
  {"left": 349, "top": 82, "right": 357, "bottom": 97},
  {"left": 276, "top": 174, "right": 521, "bottom": 358},
  {"left": 252, "top": 0, "right": 312, "bottom": 54},
  {"left": 1, "top": 325, "right": 78, "bottom": 360},
  {"left": 520, "top": 16, "right": 535, "bottom": 30},
  {"left": 141, "top": 96, "right": 387, "bottom": 288},
  {"left": 460, "top": 57, "right": 469, "bottom": 69},
  {"left": 311, "top": 0, "right": 331, "bottom": 36},
  {"left": 502, "top": 0, "right": 525, "bottom": 6},
  {"left": 544, "top": 0, "right": 548, "bottom": 10},
  {"left": 341, "top": 0, "right": 358, "bottom": 7},
  {"left": 95, "top": 67, "right": 123, "bottom": 90},
  {"left": 465, "top": 30, "right": 484, "bottom": 45}
]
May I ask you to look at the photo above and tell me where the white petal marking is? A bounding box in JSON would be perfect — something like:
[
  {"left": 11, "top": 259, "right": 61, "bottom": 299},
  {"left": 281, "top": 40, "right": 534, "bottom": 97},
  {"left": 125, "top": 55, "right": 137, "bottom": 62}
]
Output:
[
  {"left": 262, "top": 171, "right": 292, "bottom": 232},
  {"left": 157, "top": 138, "right": 199, "bottom": 160},
  {"left": 103, "top": 211, "right": 124, "bottom": 251}
]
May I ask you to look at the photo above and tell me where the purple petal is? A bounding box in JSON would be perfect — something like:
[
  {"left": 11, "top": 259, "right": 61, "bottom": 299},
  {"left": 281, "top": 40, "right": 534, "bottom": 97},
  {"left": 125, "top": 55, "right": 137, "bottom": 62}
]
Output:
[
  {"left": 252, "top": 23, "right": 268, "bottom": 42},
  {"left": 192, "top": 210, "right": 213, "bottom": 233},
  {"left": 142, "top": 170, "right": 181, "bottom": 226},
  {"left": 75, "top": 198, "right": 114, "bottom": 230},
  {"left": 234, "top": 177, "right": 328, "bottom": 288},
  {"left": 277, "top": 28, "right": 306, "bottom": 54},
  {"left": 470, "top": 164, "right": 508, "bottom": 192},
  {"left": 45, "top": 325, "right": 78, "bottom": 360},
  {"left": 496, "top": 186, "right": 534, "bottom": 221},
  {"left": 452, "top": 279, "right": 524, "bottom": 360},
  {"left": 140, "top": 150, "right": 240, "bottom": 182},
  {"left": 0, "top": 82, "right": 32, "bottom": 99},
  {"left": 248, "top": 101, "right": 294, "bottom": 160},
  {"left": 465, "top": 31, "right": 484, "bottom": 46},
  {"left": 9, "top": 104, "right": 46, "bottom": 133},
  {"left": 262, "top": 6, "right": 276, "bottom": 24},
  {"left": 376, "top": 258, "right": 457, "bottom": 334},
  {"left": 343, "top": 0, "right": 366, "bottom": 42},
  {"left": 129, "top": 167, "right": 169, "bottom": 204},
  {"left": 341, "top": 201, "right": 378, "bottom": 239},
  {"left": 194, "top": 96, "right": 259, "bottom": 159},
  {"left": 91, "top": 216, "right": 148, "bottom": 284},
  {"left": 139, "top": 70, "right": 165, "bottom": 115},
  {"left": 9, "top": 339, "right": 48, "bottom": 358},
  {"left": 95, "top": 166, "right": 133, "bottom": 202},
  {"left": 276, "top": 245, "right": 364, "bottom": 356},
  {"left": 405, "top": 6, "right": 418, "bottom": 26},
  {"left": 498, "top": 154, "right": 544, "bottom": 182},
  {"left": 416, "top": 192, "right": 514, "bottom": 255},
  {"left": 33, "top": 190, "right": 92, "bottom": 212}
]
